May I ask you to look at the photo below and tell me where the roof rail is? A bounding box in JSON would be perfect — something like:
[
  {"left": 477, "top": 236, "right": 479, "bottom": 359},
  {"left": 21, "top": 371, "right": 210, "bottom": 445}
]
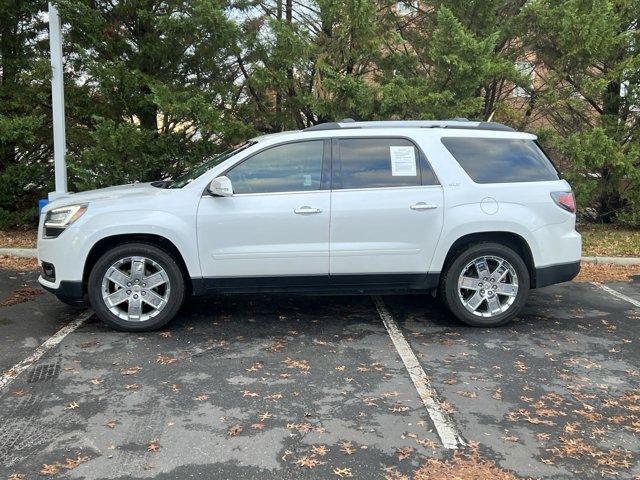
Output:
[{"left": 303, "top": 119, "right": 515, "bottom": 132}]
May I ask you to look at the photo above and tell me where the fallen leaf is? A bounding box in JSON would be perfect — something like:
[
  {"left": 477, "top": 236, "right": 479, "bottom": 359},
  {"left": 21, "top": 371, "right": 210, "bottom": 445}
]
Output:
[
  {"left": 311, "top": 444, "right": 329, "bottom": 456},
  {"left": 228, "top": 424, "right": 243, "bottom": 436},
  {"left": 333, "top": 467, "right": 353, "bottom": 477},
  {"left": 147, "top": 442, "right": 160, "bottom": 452},
  {"left": 62, "top": 456, "right": 89, "bottom": 469},
  {"left": 258, "top": 412, "right": 272, "bottom": 421},
  {"left": 245, "top": 362, "right": 263, "bottom": 372},
  {"left": 39, "top": 464, "right": 60, "bottom": 476},
  {"left": 296, "top": 456, "right": 323, "bottom": 468},
  {"left": 339, "top": 441, "right": 356, "bottom": 455},
  {"left": 120, "top": 365, "right": 142, "bottom": 375},
  {"left": 283, "top": 357, "right": 310, "bottom": 373},
  {"left": 156, "top": 354, "right": 177, "bottom": 365},
  {"left": 397, "top": 446, "right": 414, "bottom": 460}
]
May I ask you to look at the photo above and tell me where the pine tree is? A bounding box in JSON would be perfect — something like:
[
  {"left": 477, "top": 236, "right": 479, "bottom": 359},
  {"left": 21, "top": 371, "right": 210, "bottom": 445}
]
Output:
[
  {"left": 0, "top": 0, "right": 52, "bottom": 227},
  {"left": 56, "top": 0, "right": 252, "bottom": 189},
  {"left": 523, "top": 0, "right": 640, "bottom": 224}
]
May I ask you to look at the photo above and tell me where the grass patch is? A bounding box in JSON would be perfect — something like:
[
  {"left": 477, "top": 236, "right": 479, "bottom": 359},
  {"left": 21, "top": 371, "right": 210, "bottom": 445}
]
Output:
[{"left": 578, "top": 224, "right": 640, "bottom": 257}]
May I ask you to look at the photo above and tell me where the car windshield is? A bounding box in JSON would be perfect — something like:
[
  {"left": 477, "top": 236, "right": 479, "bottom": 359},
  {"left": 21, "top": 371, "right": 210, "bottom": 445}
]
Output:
[{"left": 168, "top": 142, "right": 256, "bottom": 188}]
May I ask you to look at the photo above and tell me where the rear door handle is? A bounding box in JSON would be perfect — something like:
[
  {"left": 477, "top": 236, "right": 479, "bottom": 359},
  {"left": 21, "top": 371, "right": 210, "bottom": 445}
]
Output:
[
  {"left": 294, "top": 206, "right": 322, "bottom": 214},
  {"left": 410, "top": 202, "right": 438, "bottom": 211}
]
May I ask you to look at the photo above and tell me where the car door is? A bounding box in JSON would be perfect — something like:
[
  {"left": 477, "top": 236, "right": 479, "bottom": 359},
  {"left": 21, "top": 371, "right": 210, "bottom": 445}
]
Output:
[
  {"left": 196, "top": 139, "right": 331, "bottom": 287},
  {"left": 329, "top": 137, "right": 444, "bottom": 283}
]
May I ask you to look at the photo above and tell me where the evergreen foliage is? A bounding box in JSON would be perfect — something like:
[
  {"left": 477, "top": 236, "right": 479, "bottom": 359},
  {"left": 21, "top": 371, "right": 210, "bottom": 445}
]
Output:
[{"left": 0, "top": 0, "right": 638, "bottom": 226}]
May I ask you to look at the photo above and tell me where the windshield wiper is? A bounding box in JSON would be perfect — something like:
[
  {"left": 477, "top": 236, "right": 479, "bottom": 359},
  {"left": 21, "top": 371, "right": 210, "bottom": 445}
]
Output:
[{"left": 150, "top": 180, "right": 174, "bottom": 189}]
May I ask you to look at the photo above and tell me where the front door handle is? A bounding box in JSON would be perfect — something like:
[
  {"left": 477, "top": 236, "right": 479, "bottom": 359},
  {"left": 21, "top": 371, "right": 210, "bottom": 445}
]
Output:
[
  {"left": 294, "top": 206, "right": 322, "bottom": 214},
  {"left": 410, "top": 202, "right": 438, "bottom": 211}
]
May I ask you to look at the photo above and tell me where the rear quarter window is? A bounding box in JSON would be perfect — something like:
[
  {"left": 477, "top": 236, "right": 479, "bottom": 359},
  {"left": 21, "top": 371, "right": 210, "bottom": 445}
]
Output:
[{"left": 441, "top": 137, "right": 559, "bottom": 184}]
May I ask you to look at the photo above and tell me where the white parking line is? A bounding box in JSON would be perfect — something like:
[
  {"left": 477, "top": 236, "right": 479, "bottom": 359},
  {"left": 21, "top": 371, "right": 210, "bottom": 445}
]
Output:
[
  {"left": 0, "top": 310, "right": 93, "bottom": 391},
  {"left": 371, "top": 296, "right": 465, "bottom": 450},
  {"left": 592, "top": 282, "right": 640, "bottom": 308}
]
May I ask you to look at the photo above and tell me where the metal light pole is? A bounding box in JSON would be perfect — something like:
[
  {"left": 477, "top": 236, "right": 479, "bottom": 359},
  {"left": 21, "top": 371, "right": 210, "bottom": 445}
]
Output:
[{"left": 48, "top": 2, "right": 68, "bottom": 199}]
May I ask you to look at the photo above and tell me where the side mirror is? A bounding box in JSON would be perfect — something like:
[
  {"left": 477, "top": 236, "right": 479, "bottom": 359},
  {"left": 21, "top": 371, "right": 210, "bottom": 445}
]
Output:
[{"left": 208, "top": 176, "right": 233, "bottom": 197}]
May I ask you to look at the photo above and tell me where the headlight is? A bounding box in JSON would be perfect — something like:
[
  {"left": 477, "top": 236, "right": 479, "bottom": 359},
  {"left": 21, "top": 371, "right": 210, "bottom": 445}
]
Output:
[{"left": 43, "top": 204, "right": 88, "bottom": 237}]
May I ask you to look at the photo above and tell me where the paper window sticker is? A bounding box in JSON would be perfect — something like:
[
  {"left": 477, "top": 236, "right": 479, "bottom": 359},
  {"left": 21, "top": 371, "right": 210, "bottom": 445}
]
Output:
[{"left": 389, "top": 146, "right": 417, "bottom": 176}]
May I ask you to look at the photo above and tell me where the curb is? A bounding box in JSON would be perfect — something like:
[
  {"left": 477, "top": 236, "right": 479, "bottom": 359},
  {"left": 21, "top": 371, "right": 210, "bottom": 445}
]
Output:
[
  {"left": 0, "top": 248, "right": 37, "bottom": 258},
  {"left": 581, "top": 256, "right": 640, "bottom": 266},
  {"left": 1, "top": 247, "right": 639, "bottom": 266}
]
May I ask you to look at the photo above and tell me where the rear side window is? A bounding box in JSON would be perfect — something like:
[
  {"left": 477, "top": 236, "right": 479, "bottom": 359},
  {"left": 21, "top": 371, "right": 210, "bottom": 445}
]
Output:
[
  {"left": 336, "top": 138, "right": 437, "bottom": 189},
  {"left": 441, "top": 137, "right": 559, "bottom": 184}
]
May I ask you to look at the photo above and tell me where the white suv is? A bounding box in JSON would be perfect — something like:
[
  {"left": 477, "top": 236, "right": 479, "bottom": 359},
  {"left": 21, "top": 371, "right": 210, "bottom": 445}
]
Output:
[{"left": 37, "top": 119, "right": 581, "bottom": 331}]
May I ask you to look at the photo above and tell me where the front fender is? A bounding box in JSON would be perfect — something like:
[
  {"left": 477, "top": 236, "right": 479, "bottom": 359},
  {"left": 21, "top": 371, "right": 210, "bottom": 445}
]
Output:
[{"left": 78, "top": 209, "right": 201, "bottom": 278}]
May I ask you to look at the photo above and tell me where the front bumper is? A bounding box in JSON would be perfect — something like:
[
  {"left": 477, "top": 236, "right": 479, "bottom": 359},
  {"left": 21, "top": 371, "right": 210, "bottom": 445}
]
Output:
[
  {"left": 38, "top": 277, "right": 86, "bottom": 305},
  {"left": 37, "top": 220, "right": 89, "bottom": 305},
  {"left": 37, "top": 223, "right": 88, "bottom": 287}
]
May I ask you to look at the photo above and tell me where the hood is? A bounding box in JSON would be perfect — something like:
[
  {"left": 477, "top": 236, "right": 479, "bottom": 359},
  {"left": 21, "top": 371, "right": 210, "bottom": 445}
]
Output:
[{"left": 44, "top": 182, "right": 160, "bottom": 212}]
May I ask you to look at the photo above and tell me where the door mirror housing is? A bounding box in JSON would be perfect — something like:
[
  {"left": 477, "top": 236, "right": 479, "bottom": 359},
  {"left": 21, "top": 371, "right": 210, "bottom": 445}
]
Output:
[{"left": 208, "top": 176, "right": 233, "bottom": 197}]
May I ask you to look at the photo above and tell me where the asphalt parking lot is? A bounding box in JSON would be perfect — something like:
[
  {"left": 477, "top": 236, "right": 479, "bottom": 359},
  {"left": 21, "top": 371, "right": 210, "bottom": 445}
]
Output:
[{"left": 0, "top": 270, "right": 639, "bottom": 479}]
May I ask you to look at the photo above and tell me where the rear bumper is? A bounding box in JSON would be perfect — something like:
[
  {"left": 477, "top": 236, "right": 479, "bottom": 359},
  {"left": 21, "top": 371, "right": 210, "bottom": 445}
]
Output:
[
  {"left": 39, "top": 276, "right": 86, "bottom": 306},
  {"left": 534, "top": 261, "right": 581, "bottom": 288}
]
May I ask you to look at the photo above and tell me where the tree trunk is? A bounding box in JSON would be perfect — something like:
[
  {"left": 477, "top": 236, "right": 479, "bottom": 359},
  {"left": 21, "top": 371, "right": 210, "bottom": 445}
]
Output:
[{"left": 597, "top": 79, "right": 624, "bottom": 223}]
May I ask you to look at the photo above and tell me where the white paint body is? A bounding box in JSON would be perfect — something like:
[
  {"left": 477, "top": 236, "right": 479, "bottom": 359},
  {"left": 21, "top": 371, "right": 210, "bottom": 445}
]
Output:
[{"left": 38, "top": 126, "right": 581, "bottom": 292}]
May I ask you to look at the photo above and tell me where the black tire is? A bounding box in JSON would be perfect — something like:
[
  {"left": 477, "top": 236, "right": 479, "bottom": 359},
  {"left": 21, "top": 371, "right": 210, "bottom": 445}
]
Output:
[
  {"left": 439, "top": 242, "right": 530, "bottom": 327},
  {"left": 88, "top": 242, "right": 186, "bottom": 332}
]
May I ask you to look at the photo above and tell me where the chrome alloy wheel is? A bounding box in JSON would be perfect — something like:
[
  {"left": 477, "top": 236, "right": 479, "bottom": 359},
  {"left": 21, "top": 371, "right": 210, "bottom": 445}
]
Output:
[
  {"left": 101, "top": 256, "right": 170, "bottom": 322},
  {"left": 457, "top": 255, "right": 518, "bottom": 318}
]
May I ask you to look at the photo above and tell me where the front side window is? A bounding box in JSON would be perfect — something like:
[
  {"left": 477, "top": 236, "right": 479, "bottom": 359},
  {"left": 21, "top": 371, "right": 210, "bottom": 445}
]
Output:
[
  {"left": 441, "top": 137, "right": 559, "bottom": 184},
  {"left": 336, "top": 138, "right": 434, "bottom": 189},
  {"left": 226, "top": 141, "right": 324, "bottom": 194}
]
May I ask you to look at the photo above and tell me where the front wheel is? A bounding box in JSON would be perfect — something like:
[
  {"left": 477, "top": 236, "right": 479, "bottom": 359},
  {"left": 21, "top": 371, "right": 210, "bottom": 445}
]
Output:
[
  {"left": 439, "top": 242, "right": 530, "bottom": 327},
  {"left": 88, "top": 243, "right": 186, "bottom": 331}
]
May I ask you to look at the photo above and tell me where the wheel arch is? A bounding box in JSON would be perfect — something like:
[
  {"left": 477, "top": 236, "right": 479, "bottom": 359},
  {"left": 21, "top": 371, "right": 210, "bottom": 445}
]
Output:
[
  {"left": 82, "top": 234, "right": 192, "bottom": 294},
  {"left": 439, "top": 231, "right": 537, "bottom": 287}
]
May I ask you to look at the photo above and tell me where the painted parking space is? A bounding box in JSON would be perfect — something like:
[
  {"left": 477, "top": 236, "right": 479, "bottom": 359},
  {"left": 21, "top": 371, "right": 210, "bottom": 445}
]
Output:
[
  {"left": 383, "top": 281, "right": 640, "bottom": 479},
  {"left": 0, "top": 271, "right": 81, "bottom": 374},
  {"left": 597, "top": 281, "right": 640, "bottom": 305},
  {"left": 1, "top": 291, "right": 447, "bottom": 479},
  {"left": 0, "top": 274, "right": 639, "bottom": 479}
]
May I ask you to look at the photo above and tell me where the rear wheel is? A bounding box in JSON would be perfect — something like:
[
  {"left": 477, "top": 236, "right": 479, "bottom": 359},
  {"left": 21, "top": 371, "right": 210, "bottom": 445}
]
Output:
[
  {"left": 439, "top": 242, "right": 529, "bottom": 327},
  {"left": 88, "top": 243, "right": 185, "bottom": 331}
]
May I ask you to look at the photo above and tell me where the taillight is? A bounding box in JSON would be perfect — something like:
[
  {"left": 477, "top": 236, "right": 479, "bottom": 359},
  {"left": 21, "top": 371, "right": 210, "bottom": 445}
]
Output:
[{"left": 551, "top": 191, "right": 576, "bottom": 213}]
